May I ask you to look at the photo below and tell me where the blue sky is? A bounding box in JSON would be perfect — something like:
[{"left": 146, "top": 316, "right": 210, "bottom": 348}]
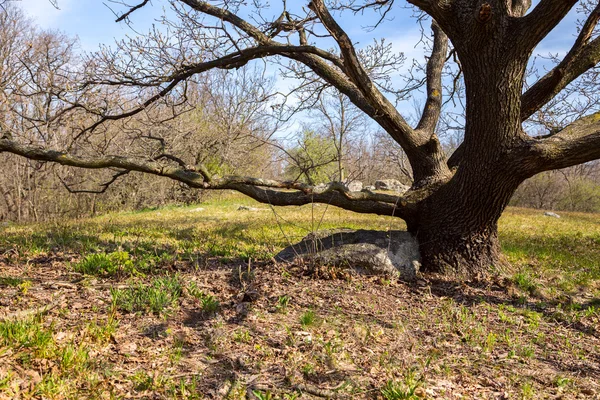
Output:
[
  {"left": 20, "top": 1, "right": 580, "bottom": 55},
  {"left": 17, "top": 0, "right": 584, "bottom": 133}
]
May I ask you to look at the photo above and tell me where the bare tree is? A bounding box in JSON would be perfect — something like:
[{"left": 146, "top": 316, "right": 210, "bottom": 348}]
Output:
[
  {"left": 313, "top": 89, "right": 367, "bottom": 183},
  {"left": 2, "top": 0, "right": 600, "bottom": 277}
]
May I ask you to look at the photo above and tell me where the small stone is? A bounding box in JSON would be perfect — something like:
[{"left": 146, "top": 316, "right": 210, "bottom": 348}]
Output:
[
  {"left": 544, "top": 211, "right": 561, "bottom": 218},
  {"left": 118, "top": 341, "right": 138, "bottom": 355},
  {"left": 236, "top": 302, "right": 251, "bottom": 316},
  {"left": 374, "top": 179, "right": 410, "bottom": 193},
  {"left": 237, "top": 205, "right": 260, "bottom": 211},
  {"left": 345, "top": 180, "right": 363, "bottom": 192}
]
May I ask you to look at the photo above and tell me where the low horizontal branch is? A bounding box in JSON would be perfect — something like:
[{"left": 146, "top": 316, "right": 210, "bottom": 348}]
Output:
[{"left": 0, "top": 138, "right": 414, "bottom": 219}]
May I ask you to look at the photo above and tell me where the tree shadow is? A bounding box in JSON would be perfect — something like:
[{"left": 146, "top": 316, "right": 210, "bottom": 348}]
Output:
[{"left": 420, "top": 279, "right": 600, "bottom": 340}]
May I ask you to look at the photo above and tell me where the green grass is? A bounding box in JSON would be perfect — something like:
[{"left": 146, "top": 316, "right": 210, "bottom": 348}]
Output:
[
  {"left": 0, "top": 316, "right": 55, "bottom": 358},
  {"left": 500, "top": 207, "right": 600, "bottom": 294},
  {"left": 186, "top": 281, "right": 220, "bottom": 313},
  {"left": 0, "top": 193, "right": 599, "bottom": 399},
  {"left": 110, "top": 275, "right": 183, "bottom": 315},
  {"left": 73, "top": 251, "right": 136, "bottom": 277},
  {"left": 0, "top": 276, "right": 25, "bottom": 287},
  {"left": 300, "top": 310, "right": 317, "bottom": 327}
]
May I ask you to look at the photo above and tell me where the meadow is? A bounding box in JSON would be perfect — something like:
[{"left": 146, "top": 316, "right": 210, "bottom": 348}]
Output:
[{"left": 0, "top": 192, "right": 598, "bottom": 399}]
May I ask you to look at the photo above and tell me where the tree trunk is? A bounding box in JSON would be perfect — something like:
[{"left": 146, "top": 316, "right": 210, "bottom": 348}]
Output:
[
  {"left": 411, "top": 172, "right": 522, "bottom": 276},
  {"left": 410, "top": 41, "right": 531, "bottom": 277}
]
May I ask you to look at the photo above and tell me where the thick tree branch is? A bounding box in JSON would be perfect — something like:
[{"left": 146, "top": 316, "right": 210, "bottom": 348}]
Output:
[
  {"left": 308, "top": 0, "right": 416, "bottom": 141},
  {"left": 519, "top": 0, "right": 578, "bottom": 50},
  {"left": 0, "top": 137, "right": 414, "bottom": 219},
  {"left": 404, "top": 0, "right": 451, "bottom": 23},
  {"left": 417, "top": 20, "right": 448, "bottom": 133},
  {"left": 179, "top": 0, "right": 450, "bottom": 185},
  {"left": 521, "top": 3, "right": 600, "bottom": 121},
  {"left": 526, "top": 111, "right": 600, "bottom": 172}
]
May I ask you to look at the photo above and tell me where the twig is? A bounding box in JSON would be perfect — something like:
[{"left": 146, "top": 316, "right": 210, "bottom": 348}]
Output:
[
  {"left": 0, "top": 294, "right": 64, "bottom": 321},
  {"left": 296, "top": 383, "right": 341, "bottom": 398}
]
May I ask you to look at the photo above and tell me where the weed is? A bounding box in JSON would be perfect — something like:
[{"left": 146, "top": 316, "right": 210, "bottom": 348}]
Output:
[
  {"left": 0, "top": 276, "right": 25, "bottom": 287},
  {"left": 513, "top": 271, "right": 538, "bottom": 294},
  {"left": 233, "top": 329, "right": 251, "bottom": 343},
  {"left": 300, "top": 310, "right": 317, "bottom": 327},
  {"left": 60, "top": 343, "right": 90, "bottom": 373},
  {"left": 186, "top": 282, "right": 220, "bottom": 313},
  {"left": 201, "top": 294, "right": 220, "bottom": 313},
  {"left": 380, "top": 379, "right": 420, "bottom": 400},
  {"left": 132, "top": 371, "right": 154, "bottom": 391},
  {"left": 301, "top": 363, "right": 316, "bottom": 376},
  {"left": 18, "top": 280, "right": 32, "bottom": 295},
  {"left": 74, "top": 251, "right": 135, "bottom": 277},
  {"left": 519, "top": 345, "right": 535, "bottom": 358},
  {"left": 554, "top": 376, "right": 571, "bottom": 387},
  {"left": 252, "top": 390, "right": 275, "bottom": 400},
  {"left": 186, "top": 281, "right": 204, "bottom": 300},
  {"left": 484, "top": 332, "right": 497, "bottom": 353},
  {"left": 276, "top": 295, "right": 290, "bottom": 313},
  {"left": 521, "top": 381, "right": 535, "bottom": 399},
  {"left": 35, "top": 373, "right": 68, "bottom": 398},
  {"left": 0, "top": 371, "right": 12, "bottom": 390},
  {"left": 170, "top": 338, "right": 185, "bottom": 364},
  {"left": 111, "top": 275, "right": 182, "bottom": 315},
  {"left": 0, "top": 316, "right": 55, "bottom": 358},
  {"left": 86, "top": 315, "right": 119, "bottom": 344}
]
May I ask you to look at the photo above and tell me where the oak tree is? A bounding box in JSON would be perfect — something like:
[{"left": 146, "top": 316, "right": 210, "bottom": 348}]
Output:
[{"left": 1, "top": 0, "right": 600, "bottom": 277}]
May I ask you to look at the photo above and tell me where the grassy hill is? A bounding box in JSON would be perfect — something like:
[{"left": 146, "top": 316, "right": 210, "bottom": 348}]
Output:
[{"left": 0, "top": 193, "right": 599, "bottom": 399}]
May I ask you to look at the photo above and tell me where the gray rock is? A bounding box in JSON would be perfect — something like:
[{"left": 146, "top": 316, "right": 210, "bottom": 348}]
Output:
[
  {"left": 276, "top": 229, "right": 420, "bottom": 281},
  {"left": 543, "top": 211, "right": 561, "bottom": 218},
  {"left": 346, "top": 180, "right": 363, "bottom": 192},
  {"left": 237, "top": 205, "right": 261, "bottom": 211},
  {"left": 374, "top": 179, "right": 410, "bottom": 193}
]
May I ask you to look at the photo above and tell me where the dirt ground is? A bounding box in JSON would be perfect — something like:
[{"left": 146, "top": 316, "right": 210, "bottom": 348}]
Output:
[{"left": 1, "top": 253, "right": 599, "bottom": 399}]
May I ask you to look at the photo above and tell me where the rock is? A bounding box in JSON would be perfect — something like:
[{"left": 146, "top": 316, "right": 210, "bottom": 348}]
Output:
[
  {"left": 543, "top": 211, "right": 561, "bottom": 218},
  {"left": 374, "top": 179, "right": 410, "bottom": 193},
  {"left": 363, "top": 185, "right": 376, "bottom": 191},
  {"left": 117, "top": 341, "right": 138, "bottom": 355},
  {"left": 345, "top": 180, "right": 363, "bottom": 192},
  {"left": 238, "top": 205, "right": 260, "bottom": 211},
  {"left": 190, "top": 207, "right": 205, "bottom": 212},
  {"left": 276, "top": 229, "right": 420, "bottom": 280}
]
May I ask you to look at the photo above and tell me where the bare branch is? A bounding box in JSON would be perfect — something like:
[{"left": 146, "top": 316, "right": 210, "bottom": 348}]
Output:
[
  {"left": 78, "top": 44, "right": 343, "bottom": 140},
  {"left": 115, "top": 0, "right": 150, "bottom": 22},
  {"left": 59, "top": 170, "right": 130, "bottom": 194}
]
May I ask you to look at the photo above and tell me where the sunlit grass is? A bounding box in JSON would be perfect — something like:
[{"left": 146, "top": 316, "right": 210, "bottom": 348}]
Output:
[{"left": 0, "top": 193, "right": 598, "bottom": 398}]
